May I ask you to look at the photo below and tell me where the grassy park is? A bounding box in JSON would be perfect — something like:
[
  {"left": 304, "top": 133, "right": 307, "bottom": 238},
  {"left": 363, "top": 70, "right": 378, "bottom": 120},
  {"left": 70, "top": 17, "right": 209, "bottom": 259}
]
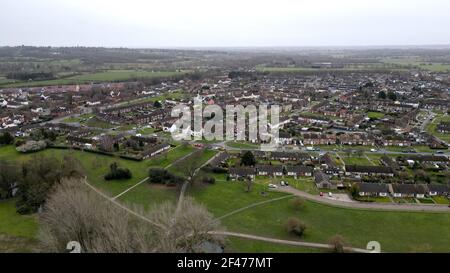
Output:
[{"left": 2, "top": 144, "right": 450, "bottom": 253}]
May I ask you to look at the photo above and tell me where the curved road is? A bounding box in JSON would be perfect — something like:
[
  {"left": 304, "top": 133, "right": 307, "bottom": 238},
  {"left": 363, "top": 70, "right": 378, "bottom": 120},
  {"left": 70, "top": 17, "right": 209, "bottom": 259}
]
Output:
[{"left": 274, "top": 187, "right": 450, "bottom": 212}]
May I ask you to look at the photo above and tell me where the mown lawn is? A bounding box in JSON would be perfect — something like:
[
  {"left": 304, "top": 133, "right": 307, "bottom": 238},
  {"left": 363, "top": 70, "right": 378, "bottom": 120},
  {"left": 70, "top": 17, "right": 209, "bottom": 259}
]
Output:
[
  {"left": 189, "top": 180, "right": 289, "bottom": 217},
  {"left": 0, "top": 144, "right": 193, "bottom": 199},
  {"left": 340, "top": 156, "right": 372, "bottom": 165},
  {"left": 367, "top": 112, "right": 385, "bottom": 119},
  {"left": 0, "top": 199, "right": 39, "bottom": 252},
  {"left": 218, "top": 198, "right": 450, "bottom": 252},
  {"left": 432, "top": 196, "right": 450, "bottom": 205},
  {"left": 85, "top": 117, "right": 116, "bottom": 129},
  {"left": 187, "top": 174, "right": 450, "bottom": 253},
  {"left": 427, "top": 114, "right": 450, "bottom": 142},
  {"left": 413, "top": 146, "right": 448, "bottom": 153},
  {"left": 226, "top": 141, "right": 260, "bottom": 149},
  {"left": 168, "top": 149, "right": 218, "bottom": 176}
]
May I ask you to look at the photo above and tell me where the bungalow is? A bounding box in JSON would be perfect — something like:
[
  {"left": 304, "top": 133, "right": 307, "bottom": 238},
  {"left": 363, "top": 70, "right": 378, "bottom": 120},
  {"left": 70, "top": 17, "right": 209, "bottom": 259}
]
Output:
[
  {"left": 142, "top": 143, "right": 171, "bottom": 159},
  {"left": 270, "top": 152, "right": 309, "bottom": 162},
  {"left": 209, "top": 152, "right": 229, "bottom": 168},
  {"left": 380, "top": 155, "right": 400, "bottom": 171},
  {"left": 314, "top": 171, "right": 337, "bottom": 189},
  {"left": 415, "top": 184, "right": 428, "bottom": 199},
  {"left": 229, "top": 167, "right": 256, "bottom": 180},
  {"left": 403, "top": 155, "right": 449, "bottom": 164},
  {"left": 302, "top": 133, "right": 336, "bottom": 145},
  {"left": 253, "top": 150, "right": 268, "bottom": 159},
  {"left": 320, "top": 153, "right": 342, "bottom": 175},
  {"left": 345, "top": 165, "right": 394, "bottom": 177},
  {"left": 390, "top": 184, "right": 427, "bottom": 198},
  {"left": 256, "top": 165, "right": 284, "bottom": 177},
  {"left": 338, "top": 133, "right": 375, "bottom": 146},
  {"left": 437, "top": 122, "right": 450, "bottom": 133},
  {"left": 356, "top": 182, "right": 389, "bottom": 197},
  {"left": 275, "top": 131, "right": 295, "bottom": 145},
  {"left": 427, "top": 184, "right": 449, "bottom": 196},
  {"left": 285, "top": 165, "right": 313, "bottom": 178}
]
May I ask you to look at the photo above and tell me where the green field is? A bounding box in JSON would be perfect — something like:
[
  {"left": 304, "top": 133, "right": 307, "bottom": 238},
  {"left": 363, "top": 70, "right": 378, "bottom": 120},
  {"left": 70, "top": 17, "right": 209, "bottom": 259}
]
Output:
[
  {"left": 340, "top": 155, "right": 373, "bottom": 165},
  {"left": 85, "top": 117, "right": 116, "bottom": 129},
  {"left": 168, "top": 149, "right": 218, "bottom": 176},
  {"left": 205, "top": 187, "right": 450, "bottom": 252},
  {"left": 0, "top": 199, "right": 38, "bottom": 252},
  {"left": 0, "top": 76, "right": 15, "bottom": 85},
  {"left": 3, "top": 144, "right": 450, "bottom": 253},
  {"left": 382, "top": 58, "right": 450, "bottom": 72},
  {"left": 255, "top": 65, "right": 406, "bottom": 73},
  {"left": 0, "top": 144, "right": 193, "bottom": 199},
  {"left": 187, "top": 178, "right": 450, "bottom": 252},
  {"left": 0, "top": 70, "right": 188, "bottom": 88},
  {"left": 62, "top": 113, "right": 95, "bottom": 123},
  {"left": 367, "top": 111, "right": 385, "bottom": 119},
  {"left": 426, "top": 114, "right": 450, "bottom": 142}
]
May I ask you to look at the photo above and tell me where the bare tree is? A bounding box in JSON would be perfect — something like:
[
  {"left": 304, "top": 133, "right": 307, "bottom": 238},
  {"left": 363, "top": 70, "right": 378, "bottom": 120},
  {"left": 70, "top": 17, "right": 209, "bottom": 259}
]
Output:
[
  {"left": 244, "top": 177, "right": 253, "bottom": 192},
  {"left": 290, "top": 197, "right": 305, "bottom": 211},
  {"left": 39, "top": 178, "right": 154, "bottom": 253},
  {"left": 146, "top": 197, "right": 224, "bottom": 252},
  {"left": 39, "top": 179, "right": 222, "bottom": 253},
  {"left": 328, "top": 234, "right": 347, "bottom": 253}
]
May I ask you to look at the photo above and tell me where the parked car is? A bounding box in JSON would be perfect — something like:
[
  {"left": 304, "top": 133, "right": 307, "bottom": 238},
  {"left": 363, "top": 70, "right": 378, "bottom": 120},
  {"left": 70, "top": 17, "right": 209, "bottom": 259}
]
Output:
[
  {"left": 320, "top": 192, "right": 324, "bottom": 197},
  {"left": 328, "top": 192, "right": 333, "bottom": 197},
  {"left": 268, "top": 184, "right": 278, "bottom": 189}
]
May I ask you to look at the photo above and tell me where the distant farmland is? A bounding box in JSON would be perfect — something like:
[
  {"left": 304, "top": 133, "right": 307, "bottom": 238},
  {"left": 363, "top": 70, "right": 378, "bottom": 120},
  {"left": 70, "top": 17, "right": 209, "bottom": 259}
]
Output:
[{"left": 0, "top": 69, "right": 189, "bottom": 88}]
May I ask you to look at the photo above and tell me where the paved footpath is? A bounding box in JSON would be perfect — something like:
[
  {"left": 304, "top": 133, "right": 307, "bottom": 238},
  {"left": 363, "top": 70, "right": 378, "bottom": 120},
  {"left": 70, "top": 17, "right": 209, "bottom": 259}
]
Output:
[
  {"left": 275, "top": 187, "right": 450, "bottom": 212},
  {"left": 209, "top": 231, "right": 372, "bottom": 253}
]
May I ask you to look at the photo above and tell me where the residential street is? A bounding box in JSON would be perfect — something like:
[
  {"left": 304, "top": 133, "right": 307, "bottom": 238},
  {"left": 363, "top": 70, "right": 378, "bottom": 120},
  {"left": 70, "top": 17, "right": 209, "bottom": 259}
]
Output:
[{"left": 274, "top": 187, "right": 450, "bottom": 212}]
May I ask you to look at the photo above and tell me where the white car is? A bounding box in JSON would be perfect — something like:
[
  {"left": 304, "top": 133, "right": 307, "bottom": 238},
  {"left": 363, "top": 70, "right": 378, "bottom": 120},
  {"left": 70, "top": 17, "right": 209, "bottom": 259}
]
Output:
[
  {"left": 268, "top": 184, "right": 278, "bottom": 189},
  {"left": 328, "top": 192, "right": 333, "bottom": 197}
]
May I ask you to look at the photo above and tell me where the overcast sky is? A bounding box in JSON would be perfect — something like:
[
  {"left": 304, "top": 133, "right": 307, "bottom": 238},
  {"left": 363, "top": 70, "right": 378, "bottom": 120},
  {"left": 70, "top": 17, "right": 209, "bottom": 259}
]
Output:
[{"left": 1, "top": 0, "right": 450, "bottom": 48}]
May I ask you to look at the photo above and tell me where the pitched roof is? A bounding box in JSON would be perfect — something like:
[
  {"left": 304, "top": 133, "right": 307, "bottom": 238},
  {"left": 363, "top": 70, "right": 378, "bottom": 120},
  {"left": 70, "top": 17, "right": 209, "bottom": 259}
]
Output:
[
  {"left": 256, "top": 165, "right": 283, "bottom": 173},
  {"left": 345, "top": 165, "right": 393, "bottom": 174},
  {"left": 229, "top": 167, "right": 255, "bottom": 176},
  {"left": 404, "top": 155, "right": 449, "bottom": 162},
  {"left": 427, "top": 184, "right": 449, "bottom": 193},
  {"left": 391, "top": 184, "right": 427, "bottom": 194},
  {"left": 357, "top": 182, "right": 389, "bottom": 193},
  {"left": 285, "top": 165, "right": 313, "bottom": 173}
]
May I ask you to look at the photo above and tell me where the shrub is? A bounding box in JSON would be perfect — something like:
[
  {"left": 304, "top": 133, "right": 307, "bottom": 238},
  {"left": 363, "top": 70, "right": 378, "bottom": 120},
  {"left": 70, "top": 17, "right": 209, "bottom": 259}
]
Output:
[
  {"left": 290, "top": 197, "right": 305, "bottom": 211},
  {"left": 329, "top": 235, "right": 346, "bottom": 253},
  {"left": 211, "top": 167, "right": 227, "bottom": 174},
  {"left": 14, "top": 139, "right": 26, "bottom": 147},
  {"left": 148, "top": 168, "right": 184, "bottom": 186},
  {"left": 240, "top": 151, "right": 256, "bottom": 166},
  {"left": 202, "top": 176, "right": 216, "bottom": 184},
  {"left": 285, "top": 217, "right": 306, "bottom": 237},
  {"left": 104, "top": 162, "right": 132, "bottom": 180},
  {"left": 0, "top": 132, "right": 14, "bottom": 145}
]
